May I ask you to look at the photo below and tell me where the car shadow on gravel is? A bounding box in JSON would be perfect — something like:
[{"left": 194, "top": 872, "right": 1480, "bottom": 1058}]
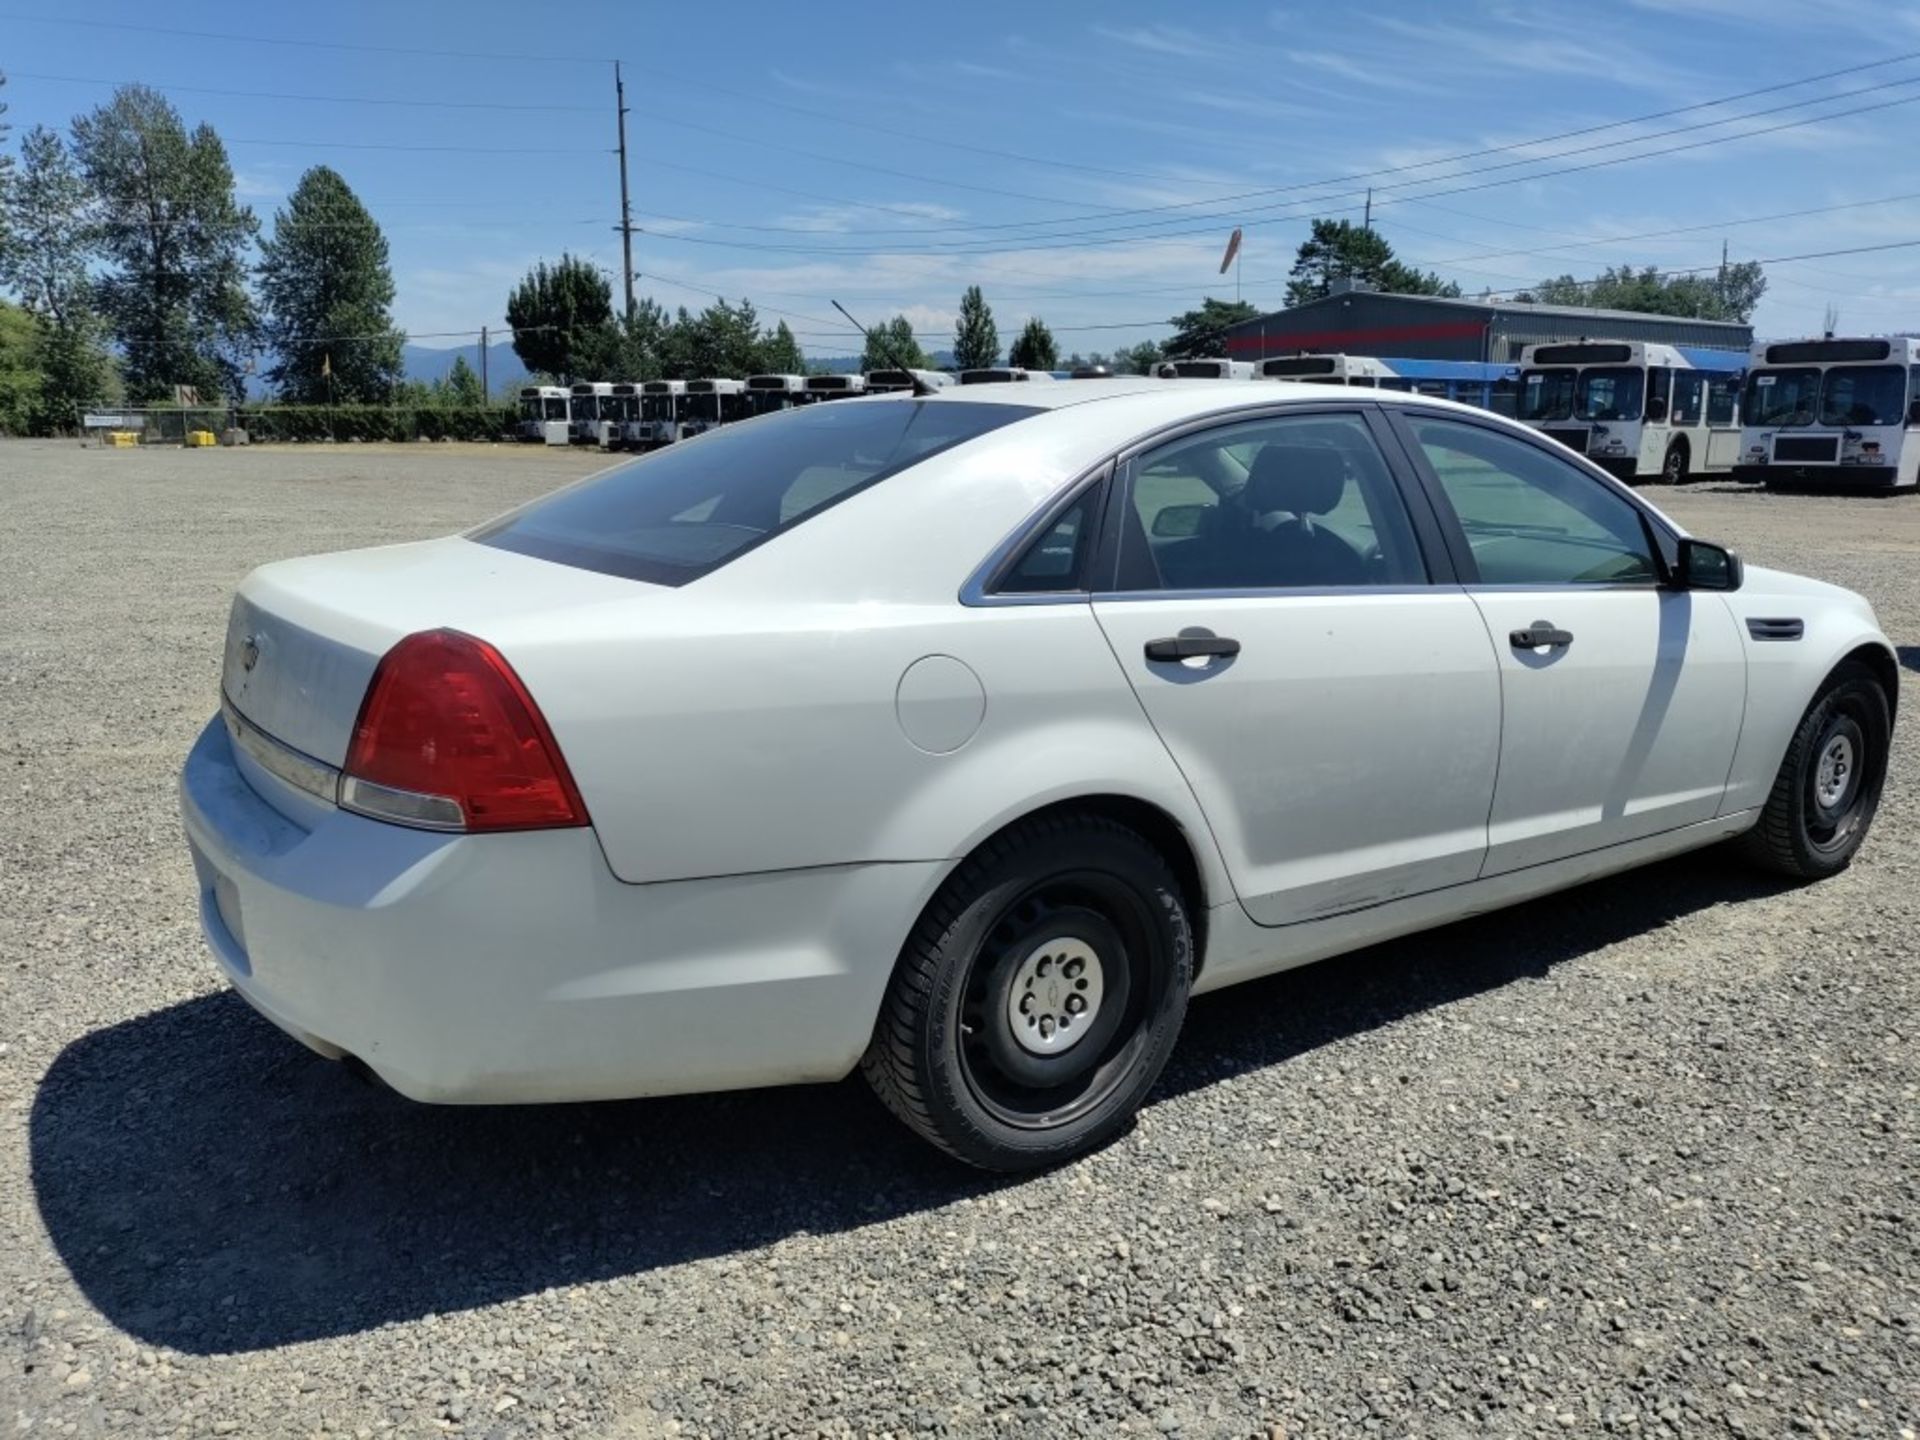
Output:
[{"left": 33, "top": 847, "right": 1787, "bottom": 1356}]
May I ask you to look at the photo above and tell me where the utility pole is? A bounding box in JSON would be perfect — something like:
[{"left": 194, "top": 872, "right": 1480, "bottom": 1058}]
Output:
[
  {"left": 479, "top": 324, "right": 489, "bottom": 402},
  {"left": 1363, "top": 188, "right": 1372, "bottom": 230},
  {"left": 614, "top": 61, "right": 637, "bottom": 323}
]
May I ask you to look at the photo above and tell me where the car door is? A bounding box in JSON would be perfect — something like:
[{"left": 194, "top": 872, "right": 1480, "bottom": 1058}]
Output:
[
  {"left": 1386, "top": 409, "right": 1746, "bottom": 876},
  {"left": 1089, "top": 407, "right": 1503, "bottom": 928}
]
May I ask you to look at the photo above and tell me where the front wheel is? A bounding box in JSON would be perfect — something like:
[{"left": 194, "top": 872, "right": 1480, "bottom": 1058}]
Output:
[
  {"left": 1738, "top": 661, "right": 1890, "bottom": 879},
  {"left": 862, "top": 813, "right": 1192, "bottom": 1171},
  {"left": 1661, "top": 441, "right": 1689, "bottom": 485}
]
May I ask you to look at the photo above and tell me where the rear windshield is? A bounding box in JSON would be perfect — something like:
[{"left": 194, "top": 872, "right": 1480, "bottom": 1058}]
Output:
[{"left": 472, "top": 399, "right": 1036, "bottom": 585}]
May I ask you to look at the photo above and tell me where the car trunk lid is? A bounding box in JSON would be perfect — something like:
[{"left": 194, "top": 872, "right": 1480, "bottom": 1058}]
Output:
[{"left": 221, "top": 537, "right": 649, "bottom": 769}]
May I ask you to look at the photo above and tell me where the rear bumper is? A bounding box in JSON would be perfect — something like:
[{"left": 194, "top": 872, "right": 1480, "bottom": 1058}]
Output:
[
  {"left": 1734, "top": 463, "right": 1902, "bottom": 488},
  {"left": 179, "top": 715, "right": 948, "bottom": 1103}
]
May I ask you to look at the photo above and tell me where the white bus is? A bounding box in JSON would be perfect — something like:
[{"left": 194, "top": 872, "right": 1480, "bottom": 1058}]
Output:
[
  {"left": 1156, "top": 358, "right": 1254, "bottom": 380},
  {"left": 959, "top": 367, "right": 1055, "bottom": 384},
  {"left": 1516, "top": 341, "right": 1744, "bottom": 483},
  {"left": 1736, "top": 336, "right": 1920, "bottom": 490},
  {"left": 606, "top": 383, "right": 643, "bottom": 448},
  {"left": 746, "top": 373, "right": 809, "bottom": 416},
  {"left": 1255, "top": 354, "right": 1392, "bottom": 386},
  {"left": 805, "top": 374, "right": 868, "bottom": 400},
  {"left": 568, "top": 382, "right": 616, "bottom": 446},
  {"left": 633, "top": 379, "right": 686, "bottom": 449},
  {"left": 681, "top": 378, "right": 749, "bottom": 438},
  {"left": 865, "top": 368, "right": 955, "bottom": 394},
  {"left": 515, "top": 385, "right": 570, "bottom": 445}
]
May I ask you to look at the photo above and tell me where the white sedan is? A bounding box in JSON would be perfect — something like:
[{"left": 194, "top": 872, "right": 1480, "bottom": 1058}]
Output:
[{"left": 181, "top": 379, "right": 1897, "bottom": 1170}]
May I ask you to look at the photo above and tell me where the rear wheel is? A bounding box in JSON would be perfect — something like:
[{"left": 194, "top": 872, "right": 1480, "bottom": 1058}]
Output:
[
  {"left": 1661, "top": 440, "right": 1690, "bottom": 485},
  {"left": 862, "top": 813, "right": 1191, "bottom": 1171},
  {"left": 1738, "top": 661, "right": 1890, "bottom": 879}
]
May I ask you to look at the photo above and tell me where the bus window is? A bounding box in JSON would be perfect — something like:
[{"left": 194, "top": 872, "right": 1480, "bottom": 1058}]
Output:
[
  {"left": 1647, "top": 366, "right": 1673, "bottom": 417},
  {"left": 1487, "top": 379, "right": 1518, "bottom": 417},
  {"left": 1912, "top": 366, "right": 1920, "bottom": 419},
  {"left": 1348, "top": 376, "right": 1377, "bottom": 388},
  {"left": 1820, "top": 366, "right": 1906, "bottom": 426},
  {"left": 1671, "top": 371, "right": 1704, "bottom": 426},
  {"left": 1379, "top": 378, "right": 1414, "bottom": 392},
  {"left": 1706, "top": 375, "right": 1739, "bottom": 426}
]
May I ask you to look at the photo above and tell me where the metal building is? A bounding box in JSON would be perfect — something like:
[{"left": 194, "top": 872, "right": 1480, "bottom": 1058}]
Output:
[{"left": 1219, "top": 288, "right": 1752, "bottom": 364}]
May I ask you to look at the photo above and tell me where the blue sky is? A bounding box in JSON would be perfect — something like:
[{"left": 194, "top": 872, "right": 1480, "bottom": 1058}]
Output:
[{"left": 4, "top": 0, "right": 1919, "bottom": 360}]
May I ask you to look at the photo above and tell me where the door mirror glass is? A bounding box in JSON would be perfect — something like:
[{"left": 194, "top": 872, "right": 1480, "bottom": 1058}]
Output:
[
  {"left": 1677, "top": 537, "right": 1743, "bottom": 591},
  {"left": 1644, "top": 395, "right": 1669, "bottom": 422},
  {"left": 1150, "top": 502, "right": 1207, "bottom": 539}
]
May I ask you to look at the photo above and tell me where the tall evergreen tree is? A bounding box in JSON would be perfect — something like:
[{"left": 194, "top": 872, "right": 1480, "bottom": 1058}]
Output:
[
  {"left": 70, "top": 85, "right": 257, "bottom": 402},
  {"left": 1284, "top": 218, "right": 1460, "bottom": 307},
  {"left": 756, "top": 318, "right": 807, "bottom": 375},
  {"left": 441, "top": 354, "right": 485, "bottom": 407},
  {"left": 504, "top": 255, "right": 614, "bottom": 382},
  {"left": 952, "top": 286, "right": 999, "bottom": 370},
  {"left": 859, "top": 314, "right": 929, "bottom": 372},
  {"left": 258, "top": 166, "right": 404, "bottom": 404},
  {"left": 1164, "top": 299, "right": 1260, "bottom": 359},
  {"left": 0, "top": 73, "right": 16, "bottom": 276},
  {"left": 1007, "top": 316, "right": 1059, "bottom": 372}
]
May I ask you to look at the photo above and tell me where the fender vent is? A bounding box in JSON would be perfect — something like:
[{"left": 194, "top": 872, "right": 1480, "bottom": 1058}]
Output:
[{"left": 1747, "top": 617, "right": 1804, "bottom": 641}]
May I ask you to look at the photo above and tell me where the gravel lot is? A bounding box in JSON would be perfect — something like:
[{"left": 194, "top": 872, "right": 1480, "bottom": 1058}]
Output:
[{"left": 2, "top": 437, "right": 1916, "bottom": 1439}]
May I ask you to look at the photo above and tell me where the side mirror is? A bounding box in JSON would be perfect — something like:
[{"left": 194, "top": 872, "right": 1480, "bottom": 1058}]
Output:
[
  {"left": 1151, "top": 503, "right": 1208, "bottom": 539},
  {"left": 1907, "top": 398, "right": 1920, "bottom": 426},
  {"left": 1644, "top": 396, "right": 1669, "bottom": 422},
  {"left": 1677, "top": 537, "right": 1743, "bottom": 592}
]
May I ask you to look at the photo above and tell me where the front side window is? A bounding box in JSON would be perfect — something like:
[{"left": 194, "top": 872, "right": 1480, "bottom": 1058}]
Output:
[
  {"left": 1819, "top": 366, "right": 1906, "bottom": 427},
  {"left": 1518, "top": 369, "right": 1575, "bottom": 421},
  {"left": 1706, "top": 375, "right": 1739, "bottom": 426},
  {"left": 1743, "top": 368, "right": 1819, "bottom": 426},
  {"left": 476, "top": 400, "right": 1036, "bottom": 585},
  {"left": 1407, "top": 416, "right": 1658, "bottom": 587},
  {"left": 1118, "top": 413, "right": 1426, "bottom": 591},
  {"left": 1576, "top": 367, "right": 1644, "bottom": 422}
]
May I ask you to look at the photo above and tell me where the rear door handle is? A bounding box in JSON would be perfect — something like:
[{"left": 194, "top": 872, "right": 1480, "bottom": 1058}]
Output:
[
  {"left": 1509, "top": 621, "right": 1574, "bottom": 650},
  {"left": 1144, "top": 633, "right": 1241, "bottom": 662}
]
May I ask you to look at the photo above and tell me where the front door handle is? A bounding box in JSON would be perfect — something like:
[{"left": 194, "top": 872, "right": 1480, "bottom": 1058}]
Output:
[
  {"left": 1145, "top": 633, "right": 1241, "bottom": 662},
  {"left": 1509, "top": 620, "right": 1574, "bottom": 650}
]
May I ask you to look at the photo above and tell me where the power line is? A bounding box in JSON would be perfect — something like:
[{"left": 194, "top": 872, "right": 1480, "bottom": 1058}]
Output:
[
  {"left": 0, "top": 13, "right": 605, "bottom": 66},
  {"left": 4, "top": 69, "right": 601, "bottom": 113}
]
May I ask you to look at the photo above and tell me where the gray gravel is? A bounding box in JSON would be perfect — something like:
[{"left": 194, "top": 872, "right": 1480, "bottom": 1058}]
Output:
[{"left": 2, "top": 439, "right": 1917, "bottom": 1439}]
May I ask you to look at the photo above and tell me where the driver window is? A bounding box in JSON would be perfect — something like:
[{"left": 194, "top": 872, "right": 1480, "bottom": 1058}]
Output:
[
  {"left": 1120, "top": 413, "right": 1427, "bottom": 591},
  {"left": 1407, "top": 417, "right": 1658, "bottom": 587}
]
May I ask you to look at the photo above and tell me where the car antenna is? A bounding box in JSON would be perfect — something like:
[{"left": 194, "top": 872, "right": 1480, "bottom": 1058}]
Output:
[{"left": 832, "top": 300, "right": 936, "bottom": 398}]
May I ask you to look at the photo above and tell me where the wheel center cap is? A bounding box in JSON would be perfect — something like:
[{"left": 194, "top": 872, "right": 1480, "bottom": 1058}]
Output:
[{"left": 1006, "top": 937, "right": 1104, "bottom": 1057}]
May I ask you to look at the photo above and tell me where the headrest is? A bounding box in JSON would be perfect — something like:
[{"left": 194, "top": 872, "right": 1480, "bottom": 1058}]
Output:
[{"left": 1244, "top": 445, "right": 1346, "bottom": 516}]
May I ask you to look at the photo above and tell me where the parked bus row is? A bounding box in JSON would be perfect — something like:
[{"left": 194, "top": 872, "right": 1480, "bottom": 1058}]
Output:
[{"left": 515, "top": 337, "right": 1920, "bottom": 489}]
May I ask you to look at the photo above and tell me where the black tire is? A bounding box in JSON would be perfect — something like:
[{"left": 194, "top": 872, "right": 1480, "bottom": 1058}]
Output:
[
  {"left": 1738, "top": 661, "right": 1890, "bottom": 879},
  {"left": 862, "top": 813, "right": 1192, "bottom": 1171},
  {"left": 1661, "top": 441, "right": 1689, "bottom": 485}
]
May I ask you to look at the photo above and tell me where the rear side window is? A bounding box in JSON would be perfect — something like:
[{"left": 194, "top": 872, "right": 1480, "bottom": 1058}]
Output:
[{"left": 474, "top": 400, "right": 1037, "bottom": 585}]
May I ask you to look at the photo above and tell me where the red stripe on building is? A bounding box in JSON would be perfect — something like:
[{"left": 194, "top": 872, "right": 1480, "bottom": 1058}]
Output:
[{"left": 1225, "top": 320, "right": 1486, "bottom": 355}]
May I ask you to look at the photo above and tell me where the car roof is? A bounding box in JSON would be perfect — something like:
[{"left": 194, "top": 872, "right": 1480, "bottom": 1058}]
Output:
[{"left": 915, "top": 374, "right": 1491, "bottom": 424}]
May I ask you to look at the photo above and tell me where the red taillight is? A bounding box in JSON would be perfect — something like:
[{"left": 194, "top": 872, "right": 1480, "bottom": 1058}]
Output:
[{"left": 341, "top": 629, "right": 589, "bottom": 833}]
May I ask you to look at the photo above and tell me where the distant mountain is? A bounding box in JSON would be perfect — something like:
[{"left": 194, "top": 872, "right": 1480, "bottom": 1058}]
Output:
[{"left": 404, "top": 339, "right": 523, "bottom": 391}]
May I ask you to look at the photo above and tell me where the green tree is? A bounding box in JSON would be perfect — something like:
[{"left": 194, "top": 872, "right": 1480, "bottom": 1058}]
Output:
[
  {"left": 71, "top": 85, "right": 258, "bottom": 403},
  {"left": 442, "top": 354, "right": 485, "bottom": 407},
  {"left": 952, "top": 285, "right": 999, "bottom": 370},
  {"left": 1283, "top": 219, "right": 1460, "bottom": 307},
  {"left": 257, "top": 166, "right": 403, "bottom": 404},
  {"left": 1524, "top": 262, "right": 1766, "bottom": 324},
  {"left": 1007, "top": 316, "right": 1059, "bottom": 372},
  {"left": 505, "top": 254, "right": 614, "bottom": 382},
  {"left": 0, "top": 73, "right": 17, "bottom": 278},
  {"left": 1164, "top": 298, "right": 1259, "bottom": 359},
  {"left": 1117, "top": 340, "right": 1165, "bottom": 375},
  {"left": 0, "top": 299, "right": 38, "bottom": 433},
  {"left": 1, "top": 125, "right": 116, "bottom": 430},
  {"left": 756, "top": 318, "right": 807, "bottom": 375},
  {"left": 859, "top": 314, "right": 928, "bottom": 372}
]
